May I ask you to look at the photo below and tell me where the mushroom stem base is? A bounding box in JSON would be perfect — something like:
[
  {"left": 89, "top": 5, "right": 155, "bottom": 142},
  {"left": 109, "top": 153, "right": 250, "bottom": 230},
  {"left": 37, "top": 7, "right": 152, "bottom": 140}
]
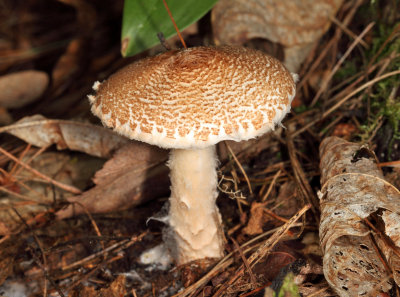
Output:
[{"left": 167, "top": 146, "right": 224, "bottom": 264}]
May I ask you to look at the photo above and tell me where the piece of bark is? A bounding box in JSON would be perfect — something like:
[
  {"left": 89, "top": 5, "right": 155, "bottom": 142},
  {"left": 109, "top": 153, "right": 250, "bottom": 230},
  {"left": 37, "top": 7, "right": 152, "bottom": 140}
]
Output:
[
  {"left": 318, "top": 136, "right": 400, "bottom": 296},
  {"left": 212, "top": 0, "right": 343, "bottom": 72}
]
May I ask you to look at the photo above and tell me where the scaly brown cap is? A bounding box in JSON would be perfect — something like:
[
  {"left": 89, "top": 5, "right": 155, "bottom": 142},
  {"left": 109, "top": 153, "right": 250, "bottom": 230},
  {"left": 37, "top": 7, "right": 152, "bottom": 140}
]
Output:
[{"left": 89, "top": 46, "right": 296, "bottom": 149}]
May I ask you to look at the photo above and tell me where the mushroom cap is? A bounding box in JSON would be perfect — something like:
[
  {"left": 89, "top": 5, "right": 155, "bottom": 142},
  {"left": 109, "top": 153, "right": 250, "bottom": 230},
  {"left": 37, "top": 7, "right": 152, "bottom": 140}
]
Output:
[{"left": 89, "top": 46, "right": 296, "bottom": 149}]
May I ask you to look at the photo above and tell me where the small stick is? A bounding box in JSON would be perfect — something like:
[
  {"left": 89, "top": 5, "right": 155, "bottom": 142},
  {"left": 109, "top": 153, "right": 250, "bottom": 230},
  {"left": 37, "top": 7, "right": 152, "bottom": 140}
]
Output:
[
  {"left": 212, "top": 205, "right": 311, "bottom": 297},
  {"left": 162, "top": 0, "right": 187, "bottom": 49},
  {"left": 13, "top": 208, "right": 66, "bottom": 297},
  {"left": 62, "top": 232, "right": 147, "bottom": 271},
  {"left": 261, "top": 169, "right": 281, "bottom": 202},
  {"left": 226, "top": 142, "right": 253, "bottom": 195},
  {"left": 173, "top": 223, "right": 304, "bottom": 297},
  {"left": 9, "top": 144, "right": 31, "bottom": 177},
  {"left": 263, "top": 208, "right": 289, "bottom": 223},
  {"left": 292, "top": 69, "right": 400, "bottom": 137},
  {"left": 157, "top": 32, "right": 171, "bottom": 51},
  {"left": 0, "top": 146, "right": 81, "bottom": 194},
  {"left": 230, "top": 236, "right": 257, "bottom": 285},
  {"left": 310, "top": 22, "right": 375, "bottom": 106},
  {"left": 329, "top": 15, "right": 368, "bottom": 48},
  {"left": 71, "top": 201, "right": 105, "bottom": 252},
  {"left": 378, "top": 160, "right": 400, "bottom": 168}
]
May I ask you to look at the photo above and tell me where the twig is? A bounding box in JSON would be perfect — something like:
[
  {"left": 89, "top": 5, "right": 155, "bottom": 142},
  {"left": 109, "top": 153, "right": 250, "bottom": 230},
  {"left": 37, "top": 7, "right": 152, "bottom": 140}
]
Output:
[
  {"left": 69, "top": 201, "right": 105, "bottom": 252},
  {"left": 366, "top": 23, "right": 400, "bottom": 69},
  {"left": 9, "top": 144, "right": 31, "bottom": 177},
  {"left": 286, "top": 126, "right": 319, "bottom": 221},
  {"left": 226, "top": 142, "right": 253, "bottom": 195},
  {"left": 230, "top": 237, "right": 257, "bottom": 285},
  {"left": 263, "top": 208, "right": 289, "bottom": 223},
  {"left": 13, "top": 208, "right": 66, "bottom": 297},
  {"left": 173, "top": 223, "right": 303, "bottom": 297},
  {"left": 378, "top": 160, "right": 400, "bottom": 168},
  {"left": 238, "top": 283, "right": 271, "bottom": 297},
  {"left": 307, "top": 286, "right": 330, "bottom": 297},
  {"left": 162, "top": 0, "right": 187, "bottom": 49},
  {"left": 310, "top": 22, "right": 375, "bottom": 106},
  {"left": 292, "top": 69, "right": 400, "bottom": 137},
  {"left": 14, "top": 145, "right": 49, "bottom": 177},
  {"left": 297, "top": 0, "right": 364, "bottom": 90},
  {"left": 212, "top": 205, "right": 311, "bottom": 297},
  {"left": 0, "top": 185, "right": 43, "bottom": 205},
  {"left": 0, "top": 146, "right": 82, "bottom": 194},
  {"left": 322, "top": 70, "right": 400, "bottom": 119},
  {"left": 261, "top": 169, "right": 281, "bottom": 202},
  {"left": 65, "top": 255, "right": 121, "bottom": 292},
  {"left": 157, "top": 32, "right": 171, "bottom": 51},
  {"left": 329, "top": 15, "right": 368, "bottom": 48},
  {"left": 62, "top": 232, "right": 147, "bottom": 271}
]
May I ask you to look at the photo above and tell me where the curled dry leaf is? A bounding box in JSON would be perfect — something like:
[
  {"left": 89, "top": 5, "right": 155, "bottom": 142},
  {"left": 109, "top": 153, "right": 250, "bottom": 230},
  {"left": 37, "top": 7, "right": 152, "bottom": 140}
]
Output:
[
  {"left": 212, "top": 0, "right": 343, "bottom": 72},
  {"left": 0, "top": 70, "right": 49, "bottom": 109},
  {"left": 0, "top": 115, "right": 129, "bottom": 158},
  {"left": 243, "top": 202, "right": 267, "bottom": 235},
  {"left": 0, "top": 114, "right": 170, "bottom": 221},
  {"left": 318, "top": 136, "right": 400, "bottom": 296},
  {"left": 243, "top": 181, "right": 299, "bottom": 236},
  {"left": 56, "top": 142, "right": 169, "bottom": 219},
  {"left": 0, "top": 114, "right": 170, "bottom": 231}
]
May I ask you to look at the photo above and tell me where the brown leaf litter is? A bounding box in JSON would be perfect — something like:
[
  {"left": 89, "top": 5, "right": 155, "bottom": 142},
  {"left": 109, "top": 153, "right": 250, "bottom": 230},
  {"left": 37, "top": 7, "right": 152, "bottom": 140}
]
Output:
[{"left": 0, "top": 0, "right": 399, "bottom": 296}]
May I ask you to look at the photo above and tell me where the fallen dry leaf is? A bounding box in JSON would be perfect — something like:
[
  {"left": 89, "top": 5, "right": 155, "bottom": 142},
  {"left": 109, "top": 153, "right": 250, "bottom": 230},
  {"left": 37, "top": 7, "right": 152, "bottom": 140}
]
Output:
[
  {"left": 0, "top": 70, "right": 49, "bottom": 109},
  {"left": 0, "top": 115, "right": 129, "bottom": 158},
  {"left": 332, "top": 123, "right": 357, "bottom": 140},
  {"left": 0, "top": 151, "right": 103, "bottom": 235},
  {"left": 319, "top": 136, "right": 400, "bottom": 296},
  {"left": 56, "top": 142, "right": 169, "bottom": 219},
  {"left": 212, "top": 0, "right": 343, "bottom": 72},
  {"left": 273, "top": 181, "right": 300, "bottom": 218},
  {"left": 243, "top": 202, "right": 267, "bottom": 235}
]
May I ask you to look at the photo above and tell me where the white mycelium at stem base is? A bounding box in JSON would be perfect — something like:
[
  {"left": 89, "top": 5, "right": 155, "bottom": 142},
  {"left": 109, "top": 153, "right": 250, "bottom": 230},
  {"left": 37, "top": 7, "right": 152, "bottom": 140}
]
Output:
[{"left": 167, "top": 146, "right": 224, "bottom": 264}]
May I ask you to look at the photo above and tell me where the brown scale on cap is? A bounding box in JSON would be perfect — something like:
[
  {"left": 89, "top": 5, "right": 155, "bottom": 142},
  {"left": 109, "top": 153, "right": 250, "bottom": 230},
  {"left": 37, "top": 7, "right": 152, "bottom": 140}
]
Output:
[{"left": 89, "top": 45, "right": 296, "bottom": 149}]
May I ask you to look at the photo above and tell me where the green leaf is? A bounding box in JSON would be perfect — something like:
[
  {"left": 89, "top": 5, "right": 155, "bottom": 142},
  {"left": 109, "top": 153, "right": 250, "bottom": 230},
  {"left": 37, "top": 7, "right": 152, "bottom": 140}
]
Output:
[
  {"left": 276, "top": 273, "right": 300, "bottom": 297},
  {"left": 121, "top": 0, "right": 218, "bottom": 57}
]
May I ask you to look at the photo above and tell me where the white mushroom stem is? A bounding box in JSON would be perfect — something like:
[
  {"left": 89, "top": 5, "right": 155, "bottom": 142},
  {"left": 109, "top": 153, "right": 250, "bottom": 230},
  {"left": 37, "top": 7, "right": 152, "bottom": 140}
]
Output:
[{"left": 167, "top": 146, "right": 224, "bottom": 264}]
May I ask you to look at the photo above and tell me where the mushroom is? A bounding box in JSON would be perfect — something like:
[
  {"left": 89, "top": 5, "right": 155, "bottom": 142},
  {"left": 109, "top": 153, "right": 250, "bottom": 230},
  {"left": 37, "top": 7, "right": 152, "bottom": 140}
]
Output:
[{"left": 88, "top": 45, "right": 297, "bottom": 265}]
